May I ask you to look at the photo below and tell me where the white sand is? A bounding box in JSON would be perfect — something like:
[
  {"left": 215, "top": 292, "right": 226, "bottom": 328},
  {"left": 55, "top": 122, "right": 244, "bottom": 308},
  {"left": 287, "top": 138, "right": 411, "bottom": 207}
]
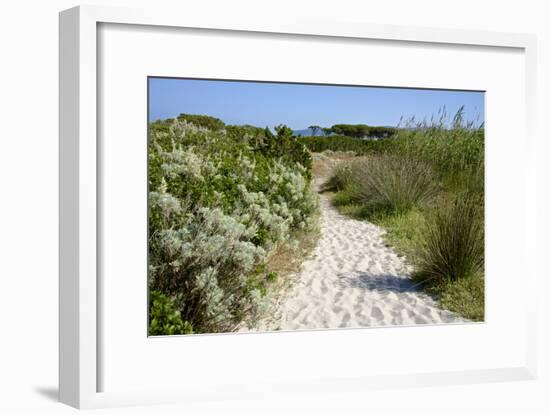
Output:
[{"left": 269, "top": 193, "right": 464, "bottom": 331}]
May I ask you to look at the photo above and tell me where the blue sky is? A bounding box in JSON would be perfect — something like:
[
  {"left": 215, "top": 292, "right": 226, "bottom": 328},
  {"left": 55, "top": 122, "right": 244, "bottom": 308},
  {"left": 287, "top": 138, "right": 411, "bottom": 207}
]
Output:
[{"left": 148, "top": 78, "right": 484, "bottom": 129}]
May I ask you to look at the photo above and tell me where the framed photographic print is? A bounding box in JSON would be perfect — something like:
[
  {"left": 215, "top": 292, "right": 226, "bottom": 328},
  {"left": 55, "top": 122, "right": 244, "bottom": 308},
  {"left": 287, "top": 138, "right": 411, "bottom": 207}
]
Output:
[
  {"left": 59, "top": 4, "right": 538, "bottom": 409},
  {"left": 146, "top": 77, "right": 483, "bottom": 335}
]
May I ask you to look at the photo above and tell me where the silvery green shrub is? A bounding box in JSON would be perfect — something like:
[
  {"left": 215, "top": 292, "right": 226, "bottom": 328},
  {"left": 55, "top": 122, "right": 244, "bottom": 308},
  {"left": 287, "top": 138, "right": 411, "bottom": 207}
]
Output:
[{"left": 148, "top": 118, "right": 318, "bottom": 333}]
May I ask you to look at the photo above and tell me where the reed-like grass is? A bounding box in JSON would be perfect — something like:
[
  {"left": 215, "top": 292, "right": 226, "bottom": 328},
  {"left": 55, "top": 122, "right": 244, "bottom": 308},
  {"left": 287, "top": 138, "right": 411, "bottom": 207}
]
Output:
[
  {"left": 415, "top": 193, "right": 484, "bottom": 284},
  {"left": 391, "top": 107, "right": 484, "bottom": 195},
  {"left": 347, "top": 155, "right": 439, "bottom": 215},
  {"left": 321, "top": 163, "right": 353, "bottom": 192},
  {"left": 321, "top": 109, "right": 486, "bottom": 321},
  {"left": 364, "top": 199, "right": 485, "bottom": 321}
]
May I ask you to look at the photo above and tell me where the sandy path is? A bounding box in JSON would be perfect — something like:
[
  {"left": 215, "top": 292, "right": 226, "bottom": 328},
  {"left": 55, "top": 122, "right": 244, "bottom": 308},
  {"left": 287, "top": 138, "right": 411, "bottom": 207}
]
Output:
[{"left": 273, "top": 191, "right": 464, "bottom": 330}]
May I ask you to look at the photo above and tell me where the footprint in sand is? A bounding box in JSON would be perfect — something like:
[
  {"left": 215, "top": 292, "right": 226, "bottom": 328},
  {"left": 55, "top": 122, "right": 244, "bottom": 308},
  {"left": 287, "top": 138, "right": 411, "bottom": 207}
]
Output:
[{"left": 370, "top": 306, "right": 385, "bottom": 321}]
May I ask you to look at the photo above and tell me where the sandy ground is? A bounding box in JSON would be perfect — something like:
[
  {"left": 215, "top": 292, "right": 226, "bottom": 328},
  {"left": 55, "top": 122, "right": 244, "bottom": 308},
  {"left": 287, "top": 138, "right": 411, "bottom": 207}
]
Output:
[
  {"left": 271, "top": 193, "right": 464, "bottom": 330},
  {"left": 244, "top": 154, "right": 465, "bottom": 332}
]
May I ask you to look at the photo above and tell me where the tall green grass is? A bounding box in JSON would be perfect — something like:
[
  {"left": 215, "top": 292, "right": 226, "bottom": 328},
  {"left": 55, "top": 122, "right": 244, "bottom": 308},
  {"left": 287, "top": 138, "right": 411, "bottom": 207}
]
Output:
[
  {"left": 391, "top": 107, "right": 484, "bottom": 194},
  {"left": 321, "top": 163, "right": 353, "bottom": 192},
  {"left": 324, "top": 155, "right": 438, "bottom": 217},
  {"left": 314, "top": 107, "right": 484, "bottom": 195},
  {"left": 346, "top": 155, "right": 439, "bottom": 215},
  {"left": 415, "top": 194, "right": 484, "bottom": 284},
  {"left": 362, "top": 199, "right": 485, "bottom": 321},
  {"left": 324, "top": 109, "right": 485, "bottom": 320}
]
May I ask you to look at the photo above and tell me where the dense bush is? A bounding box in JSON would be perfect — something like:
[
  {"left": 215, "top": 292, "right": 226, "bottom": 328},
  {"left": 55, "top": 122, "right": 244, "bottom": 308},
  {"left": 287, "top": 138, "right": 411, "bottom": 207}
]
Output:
[
  {"left": 148, "top": 118, "right": 318, "bottom": 334},
  {"left": 415, "top": 194, "right": 484, "bottom": 284},
  {"left": 264, "top": 125, "right": 313, "bottom": 179},
  {"left": 176, "top": 113, "right": 226, "bottom": 131},
  {"left": 328, "top": 124, "right": 397, "bottom": 139},
  {"left": 148, "top": 290, "right": 193, "bottom": 335},
  {"left": 225, "top": 124, "right": 267, "bottom": 146},
  {"left": 298, "top": 135, "right": 389, "bottom": 155}
]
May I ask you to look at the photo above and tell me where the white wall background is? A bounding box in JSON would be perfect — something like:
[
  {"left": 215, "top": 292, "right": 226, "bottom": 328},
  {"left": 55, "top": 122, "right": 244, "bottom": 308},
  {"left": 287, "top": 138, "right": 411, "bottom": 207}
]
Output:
[{"left": 0, "top": 1, "right": 548, "bottom": 414}]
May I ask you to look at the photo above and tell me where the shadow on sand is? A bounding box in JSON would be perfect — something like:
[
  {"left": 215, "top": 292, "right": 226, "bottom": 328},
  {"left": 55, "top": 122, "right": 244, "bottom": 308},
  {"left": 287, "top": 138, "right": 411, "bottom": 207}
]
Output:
[{"left": 337, "top": 271, "right": 422, "bottom": 294}]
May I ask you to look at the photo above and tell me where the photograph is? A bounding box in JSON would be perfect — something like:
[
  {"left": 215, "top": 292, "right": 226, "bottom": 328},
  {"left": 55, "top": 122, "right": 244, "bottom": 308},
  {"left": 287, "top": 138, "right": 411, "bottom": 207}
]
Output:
[{"left": 147, "top": 77, "right": 485, "bottom": 336}]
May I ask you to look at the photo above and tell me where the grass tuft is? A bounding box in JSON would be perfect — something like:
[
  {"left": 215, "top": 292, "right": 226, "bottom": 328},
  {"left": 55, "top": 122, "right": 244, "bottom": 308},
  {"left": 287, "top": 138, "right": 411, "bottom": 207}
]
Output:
[
  {"left": 347, "top": 155, "right": 439, "bottom": 216},
  {"left": 321, "top": 163, "right": 353, "bottom": 192},
  {"left": 414, "top": 194, "right": 484, "bottom": 284}
]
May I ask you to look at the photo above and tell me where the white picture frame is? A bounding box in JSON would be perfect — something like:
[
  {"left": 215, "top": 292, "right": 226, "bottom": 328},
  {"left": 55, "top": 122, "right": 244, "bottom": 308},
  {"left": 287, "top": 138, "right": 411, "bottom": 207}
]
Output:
[{"left": 59, "top": 4, "right": 538, "bottom": 409}]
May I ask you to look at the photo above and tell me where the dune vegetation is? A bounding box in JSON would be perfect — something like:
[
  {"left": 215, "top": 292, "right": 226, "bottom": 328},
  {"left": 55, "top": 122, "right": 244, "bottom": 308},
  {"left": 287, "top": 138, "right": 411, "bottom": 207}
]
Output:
[
  {"left": 322, "top": 108, "right": 485, "bottom": 321},
  {"left": 148, "top": 114, "right": 319, "bottom": 335},
  {"left": 148, "top": 107, "right": 485, "bottom": 335}
]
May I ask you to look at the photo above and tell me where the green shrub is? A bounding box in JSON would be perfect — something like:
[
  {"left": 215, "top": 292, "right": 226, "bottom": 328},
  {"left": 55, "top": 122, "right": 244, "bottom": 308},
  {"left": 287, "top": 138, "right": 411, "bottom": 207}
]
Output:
[
  {"left": 298, "top": 135, "right": 389, "bottom": 155},
  {"left": 347, "top": 155, "right": 438, "bottom": 215},
  {"left": 148, "top": 291, "right": 193, "bottom": 336},
  {"left": 149, "top": 202, "right": 270, "bottom": 333},
  {"left": 266, "top": 271, "right": 278, "bottom": 282},
  {"left": 263, "top": 125, "right": 313, "bottom": 179},
  {"left": 415, "top": 194, "right": 484, "bottom": 284},
  {"left": 176, "top": 113, "right": 225, "bottom": 131},
  {"left": 148, "top": 118, "right": 319, "bottom": 334},
  {"left": 225, "top": 124, "right": 267, "bottom": 148}
]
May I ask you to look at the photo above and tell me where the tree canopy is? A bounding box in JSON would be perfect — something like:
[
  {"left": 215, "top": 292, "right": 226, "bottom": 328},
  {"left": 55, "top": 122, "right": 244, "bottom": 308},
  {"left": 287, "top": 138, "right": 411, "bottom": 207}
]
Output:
[
  {"left": 308, "top": 125, "right": 321, "bottom": 136},
  {"left": 326, "top": 124, "right": 397, "bottom": 139}
]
